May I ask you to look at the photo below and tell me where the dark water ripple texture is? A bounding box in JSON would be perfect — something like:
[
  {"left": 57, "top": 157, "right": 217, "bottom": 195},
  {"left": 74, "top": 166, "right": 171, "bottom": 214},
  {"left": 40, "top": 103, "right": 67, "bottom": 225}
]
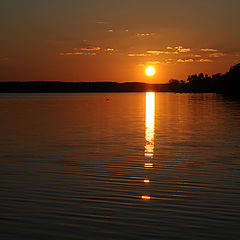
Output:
[{"left": 0, "top": 93, "right": 240, "bottom": 240}]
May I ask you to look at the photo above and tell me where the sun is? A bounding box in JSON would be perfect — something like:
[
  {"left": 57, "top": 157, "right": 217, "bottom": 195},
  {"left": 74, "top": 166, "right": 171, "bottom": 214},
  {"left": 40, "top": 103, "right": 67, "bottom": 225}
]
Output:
[{"left": 145, "top": 66, "right": 156, "bottom": 77}]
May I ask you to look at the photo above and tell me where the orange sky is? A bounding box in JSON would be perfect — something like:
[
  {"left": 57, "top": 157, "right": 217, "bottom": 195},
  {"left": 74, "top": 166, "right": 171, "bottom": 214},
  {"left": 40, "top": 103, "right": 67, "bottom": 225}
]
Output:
[{"left": 0, "top": 0, "right": 240, "bottom": 83}]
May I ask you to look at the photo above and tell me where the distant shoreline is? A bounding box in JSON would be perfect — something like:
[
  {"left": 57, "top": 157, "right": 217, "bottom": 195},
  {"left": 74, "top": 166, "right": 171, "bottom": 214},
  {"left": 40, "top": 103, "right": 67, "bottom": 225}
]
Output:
[
  {"left": 0, "top": 81, "right": 175, "bottom": 93},
  {"left": 0, "top": 61, "right": 239, "bottom": 98},
  {"left": 0, "top": 81, "right": 225, "bottom": 93}
]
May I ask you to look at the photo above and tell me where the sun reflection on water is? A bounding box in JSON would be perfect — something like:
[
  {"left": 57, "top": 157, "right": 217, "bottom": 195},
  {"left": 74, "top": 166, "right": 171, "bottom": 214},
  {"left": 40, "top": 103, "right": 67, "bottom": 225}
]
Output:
[
  {"left": 142, "top": 196, "right": 151, "bottom": 200},
  {"left": 144, "top": 163, "right": 153, "bottom": 168},
  {"left": 141, "top": 92, "right": 155, "bottom": 200},
  {"left": 145, "top": 92, "right": 155, "bottom": 158}
]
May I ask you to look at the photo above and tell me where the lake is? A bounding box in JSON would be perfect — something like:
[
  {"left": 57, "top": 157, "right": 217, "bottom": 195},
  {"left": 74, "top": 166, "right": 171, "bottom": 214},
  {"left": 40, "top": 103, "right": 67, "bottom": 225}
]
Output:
[{"left": 0, "top": 92, "right": 240, "bottom": 240}]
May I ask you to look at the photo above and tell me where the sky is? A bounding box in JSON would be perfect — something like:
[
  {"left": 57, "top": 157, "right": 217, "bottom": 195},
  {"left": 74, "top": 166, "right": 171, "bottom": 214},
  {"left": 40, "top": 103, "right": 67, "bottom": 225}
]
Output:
[{"left": 0, "top": 0, "right": 240, "bottom": 83}]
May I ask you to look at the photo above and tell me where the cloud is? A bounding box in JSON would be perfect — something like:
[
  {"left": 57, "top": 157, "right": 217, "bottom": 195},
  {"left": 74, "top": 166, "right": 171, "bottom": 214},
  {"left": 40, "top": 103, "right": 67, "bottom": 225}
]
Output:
[
  {"left": 81, "top": 39, "right": 101, "bottom": 45},
  {"left": 146, "top": 50, "right": 179, "bottom": 55},
  {"left": 128, "top": 53, "right": 151, "bottom": 57},
  {"left": 146, "top": 61, "right": 161, "bottom": 64},
  {"left": 146, "top": 50, "right": 164, "bottom": 55},
  {"left": 191, "top": 54, "right": 202, "bottom": 58},
  {"left": 59, "top": 52, "right": 96, "bottom": 56},
  {"left": 60, "top": 45, "right": 117, "bottom": 57},
  {"left": 96, "top": 21, "right": 110, "bottom": 25},
  {"left": 137, "top": 61, "right": 162, "bottom": 67},
  {"left": 200, "top": 48, "right": 218, "bottom": 52},
  {"left": 137, "top": 59, "right": 174, "bottom": 66},
  {"left": 198, "top": 59, "right": 213, "bottom": 62},
  {"left": 105, "top": 48, "right": 116, "bottom": 52},
  {"left": 74, "top": 47, "right": 101, "bottom": 51},
  {"left": 177, "top": 59, "right": 194, "bottom": 63},
  {"left": 129, "top": 46, "right": 192, "bottom": 58},
  {"left": 72, "top": 52, "right": 84, "bottom": 55},
  {"left": 137, "top": 33, "right": 155, "bottom": 37},
  {"left": 127, "top": 45, "right": 227, "bottom": 64},
  {"left": 107, "top": 29, "right": 114, "bottom": 33},
  {"left": 148, "top": 46, "right": 191, "bottom": 55},
  {"left": 165, "top": 59, "right": 174, "bottom": 64},
  {"left": 209, "top": 52, "right": 226, "bottom": 58},
  {"left": 178, "top": 48, "right": 191, "bottom": 53},
  {"left": 174, "top": 46, "right": 191, "bottom": 53}
]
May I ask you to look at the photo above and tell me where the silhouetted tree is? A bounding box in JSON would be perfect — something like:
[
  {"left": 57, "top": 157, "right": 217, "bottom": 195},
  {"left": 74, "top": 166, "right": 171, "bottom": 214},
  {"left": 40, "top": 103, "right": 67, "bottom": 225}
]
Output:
[
  {"left": 223, "top": 63, "right": 240, "bottom": 96},
  {"left": 167, "top": 63, "right": 240, "bottom": 94}
]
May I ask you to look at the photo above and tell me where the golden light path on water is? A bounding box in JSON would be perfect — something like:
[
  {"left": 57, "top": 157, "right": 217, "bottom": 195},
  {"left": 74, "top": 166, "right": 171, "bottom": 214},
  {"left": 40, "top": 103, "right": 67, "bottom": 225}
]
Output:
[
  {"left": 145, "top": 92, "right": 155, "bottom": 158},
  {"left": 142, "top": 92, "right": 155, "bottom": 200}
]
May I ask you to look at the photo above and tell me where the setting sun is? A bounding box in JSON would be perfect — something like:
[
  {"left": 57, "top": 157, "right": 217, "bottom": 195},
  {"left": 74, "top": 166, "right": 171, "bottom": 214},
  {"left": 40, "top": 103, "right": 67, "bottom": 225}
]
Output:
[{"left": 145, "top": 66, "right": 156, "bottom": 77}]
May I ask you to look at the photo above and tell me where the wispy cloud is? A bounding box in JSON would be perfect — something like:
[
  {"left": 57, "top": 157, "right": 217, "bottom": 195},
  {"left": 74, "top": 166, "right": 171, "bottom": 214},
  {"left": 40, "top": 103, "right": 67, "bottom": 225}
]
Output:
[
  {"left": 74, "top": 47, "right": 101, "bottom": 51},
  {"left": 191, "top": 54, "right": 202, "bottom": 58},
  {"left": 178, "top": 48, "right": 191, "bottom": 53},
  {"left": 209, "top": 52, "right": 226, "bottom": 58},
  {"left": 96, "top": 21, "right": 110, "bottom": 25},
  {"left": 60, "top": 45, "right": 117, "bottom": 56},
  {"left": 137, "top": 59, "right": 173, "bottom": 66},
  {"left": 128, "top": 53, "right": 151, "bottom": 57},
  {"left": 146, "top": 46, "right": 191, "bottom": 55},
  {"left": 200, "top": 48, "right": 218, "bottom": 52},
  {"left": 198, "top": 59, "right": 213, "bottom": 62},
  {"left": 128, "top": 45, "right": 227, "bottom": 63},
  {"left": 146, "top": 50, "right": 164, "bottom": 55},
  {"left": 177, "top": 59, "right": 194, "bottom": 63},
  {"left": 146, "top": 61, "right": 161, "bottom": 64},
  {"left": 59, "top": 52, "right": 97, "bottom": 56},
  {"left": 177, "top": 58, "right": 213, "bottom": 63},
  {"left": 166, "top": 59, "right": 174, "bottom": 64},
  {"left": 146, "top": 50, "right": 179, "bottom": 55},
  {"left": 105, "top": 48, "right": 116, "bottom": 52},
  {"left": 175, "top": 46, "right": 191, "bottom": 53},
  {"left": 128, "top": 46, "right": 193, "bottom": 59},
  {"left": 137, "top": 33, "right": 155, "bottom": 37}
]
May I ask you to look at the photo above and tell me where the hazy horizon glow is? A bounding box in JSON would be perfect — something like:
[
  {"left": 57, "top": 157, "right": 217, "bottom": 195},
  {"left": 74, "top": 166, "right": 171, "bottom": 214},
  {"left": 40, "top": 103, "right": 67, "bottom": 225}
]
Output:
[{"left": 0, "top": 0, "right": 240, "bottom": 83}]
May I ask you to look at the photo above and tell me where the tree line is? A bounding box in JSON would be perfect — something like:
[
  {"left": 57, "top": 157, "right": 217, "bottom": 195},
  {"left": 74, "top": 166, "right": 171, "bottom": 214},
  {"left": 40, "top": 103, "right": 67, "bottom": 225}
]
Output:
[{"left": 168, "top": 62, "right": 240, "bottom": 96}]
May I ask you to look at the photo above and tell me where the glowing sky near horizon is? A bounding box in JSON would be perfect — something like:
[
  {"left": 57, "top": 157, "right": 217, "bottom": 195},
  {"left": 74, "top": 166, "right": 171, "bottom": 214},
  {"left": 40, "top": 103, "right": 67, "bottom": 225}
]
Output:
[{"left": 0, "top": 0, "right": 240, "bottom": 82}]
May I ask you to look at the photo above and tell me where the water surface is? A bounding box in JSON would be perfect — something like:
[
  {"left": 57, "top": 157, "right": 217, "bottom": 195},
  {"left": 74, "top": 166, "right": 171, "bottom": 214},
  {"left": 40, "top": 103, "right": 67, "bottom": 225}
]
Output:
[{"left": 0, "top": 93, "right": 240, "bottom": 239}]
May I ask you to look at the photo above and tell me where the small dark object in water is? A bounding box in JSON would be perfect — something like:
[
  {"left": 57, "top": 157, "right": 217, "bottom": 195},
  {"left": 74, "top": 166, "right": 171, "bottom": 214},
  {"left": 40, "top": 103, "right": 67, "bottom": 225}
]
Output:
[{"left": 106, "top": 98, "right": 110, "bottom": 101}]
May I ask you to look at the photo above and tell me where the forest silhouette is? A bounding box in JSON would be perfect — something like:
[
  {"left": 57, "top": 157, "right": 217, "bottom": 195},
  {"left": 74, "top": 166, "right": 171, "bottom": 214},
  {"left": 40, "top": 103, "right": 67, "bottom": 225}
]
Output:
[{"left": 168, "top": 62, "right": 240, "bottom": 96}]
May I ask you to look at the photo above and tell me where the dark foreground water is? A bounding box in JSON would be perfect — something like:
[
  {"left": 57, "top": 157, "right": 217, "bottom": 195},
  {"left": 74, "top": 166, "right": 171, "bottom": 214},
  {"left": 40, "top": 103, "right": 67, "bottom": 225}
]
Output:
[{"left": 0, "top": 93, "right": 240, "bottom": 240}]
